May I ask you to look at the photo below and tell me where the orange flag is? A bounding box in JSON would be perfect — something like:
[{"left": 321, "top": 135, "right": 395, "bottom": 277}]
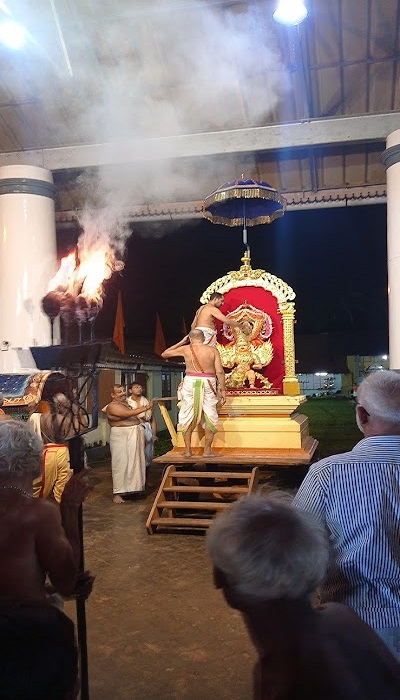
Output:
[
  {"left": 182, "top": 317, "right": 188, "bottom": 336},
  {"left": 113, "top": 291, "right": 125, "bottom": 355},
  {"left": 154, "top": 312, "right": 166, "bottom": 355}
]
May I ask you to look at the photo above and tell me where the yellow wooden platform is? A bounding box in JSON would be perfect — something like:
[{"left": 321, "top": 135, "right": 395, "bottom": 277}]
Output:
[{"left": 153, "top": 436, "right": 318, "bottom": 468}]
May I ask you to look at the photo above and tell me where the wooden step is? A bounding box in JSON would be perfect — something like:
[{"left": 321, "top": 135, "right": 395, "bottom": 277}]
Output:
[
  {"left": 168, "top": 470, "right": 252, "bottom": 479},
  {"left": 150, "top": 517, "right": 214, "bottom": 528},
  {"left": 146, "top": 465, "right": 260, "bottom": 533},
  {"left": 162, "top": 485, "right": 248, "bottom": 494},
  {"left": 156, "top": 500, "right": 229, "bottom": 510}
]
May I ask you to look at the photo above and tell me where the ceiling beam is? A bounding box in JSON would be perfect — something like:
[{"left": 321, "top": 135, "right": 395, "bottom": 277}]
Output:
[
  {"left": 0, "top": 113, "right": 397, "bottom": 171},
  {"left": 54, "top": 184, "right": 387, "bottom": 226}
]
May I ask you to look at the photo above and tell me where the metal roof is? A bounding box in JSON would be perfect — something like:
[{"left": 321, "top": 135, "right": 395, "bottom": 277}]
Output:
[{"left": 0, "top": 0, "right": 398, "bottom": 219}]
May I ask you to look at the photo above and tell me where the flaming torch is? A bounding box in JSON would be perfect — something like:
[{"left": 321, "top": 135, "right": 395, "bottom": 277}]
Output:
[
  {"left": 42, "top": 240, "right": 124, "bottom": 344},
  {"left": 36, "top": 225, "right": 125, "bottom": 700}
]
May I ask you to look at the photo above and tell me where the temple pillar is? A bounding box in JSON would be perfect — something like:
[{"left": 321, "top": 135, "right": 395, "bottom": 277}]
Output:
[
  {"left": 0, "top": 165, "right": 58, "bottom": 372},
  {"left": 382, "top": 131, "right": 400, "bottom": 370},
  {"left": 279, "top": 301, "right": 300, "bottom": 395}
]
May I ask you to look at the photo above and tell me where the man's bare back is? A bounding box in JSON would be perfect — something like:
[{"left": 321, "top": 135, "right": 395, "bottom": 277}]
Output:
[
  {"left": 0, "top": 420, "right": 93, "bottom": 601},
  {"left": 0, "top": 494, "right": 71, "bottom": 599},
  {"left": 181, "top": 343, "right": 220, "bottom": 375},
  {"left": 162, "top": 332, "right": 226, "bottom": 402}
]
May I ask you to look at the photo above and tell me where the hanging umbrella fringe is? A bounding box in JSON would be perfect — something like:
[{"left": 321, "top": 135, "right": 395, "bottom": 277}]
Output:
[{"left": 203, "top": 211, "right": 285, "bottom": 227}]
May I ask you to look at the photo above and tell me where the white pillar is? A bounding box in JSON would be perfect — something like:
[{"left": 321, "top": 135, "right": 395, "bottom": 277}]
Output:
[
  {"left": 382, "top": 131, "right": 400, "bottom": 370},
  {"left": 0, "top": 165, "right": 58, "bottom": 373}
]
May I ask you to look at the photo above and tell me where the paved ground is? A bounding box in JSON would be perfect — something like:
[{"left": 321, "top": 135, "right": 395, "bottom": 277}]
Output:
[{"left": 66, "top": 460, "right": 258, "bottom": 700}]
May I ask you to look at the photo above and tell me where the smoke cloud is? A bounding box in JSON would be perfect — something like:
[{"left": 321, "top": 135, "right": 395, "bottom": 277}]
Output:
[{"left": 30, "top": 1, "right": 290, "bottom": 252}]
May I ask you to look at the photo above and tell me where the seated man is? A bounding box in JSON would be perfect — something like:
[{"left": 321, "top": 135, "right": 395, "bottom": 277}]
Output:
[
  {"left": 206, "top": 493, "right": 400, "bottom": 700},
  {"left": 0, "top": 598, "right": 79, "bottom": 700},
  {"left": 0, "top": 420, "right": 93, "bottom": 600}
]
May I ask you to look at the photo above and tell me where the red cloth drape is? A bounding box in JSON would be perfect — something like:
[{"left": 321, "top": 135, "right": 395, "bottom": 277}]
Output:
[
  {"left": 154, "top": 312, "right": 167, "bottom": 355},
  {"left": 113, "top": 291, "right": 125, "bottom": 355}
]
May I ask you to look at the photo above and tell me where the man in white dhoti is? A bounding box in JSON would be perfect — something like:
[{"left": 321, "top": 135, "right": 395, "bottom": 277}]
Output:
[
  {"left": 127, "top": 383, "right": 157, "bottom": 468},
  {"left": 191, "top": 292, "right": 242, "bottom": 347},
  {"left": 161, "top": 330, "right": 226, "bottom": 458},
  {"left": 106, "top": 385, "right": 153, "bottom": 503}
]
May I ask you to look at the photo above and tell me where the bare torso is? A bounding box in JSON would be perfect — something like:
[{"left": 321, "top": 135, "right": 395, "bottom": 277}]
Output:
[
  {"left": 0, "top": 495, "right": 56, "bottom": 599},
  {"left": 181, "top": 343, "right": 218, "bottom": 374},
  {"left": 193, "top": 304, "right": 217, "bottom": 330},
  {"left": 106, "top": 399, "right": 141, "bottom": 427}
]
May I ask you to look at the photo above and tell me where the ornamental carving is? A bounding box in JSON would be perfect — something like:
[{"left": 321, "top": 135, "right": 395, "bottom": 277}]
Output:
[
  {"left": 200, "top": 251, "right": 295, "bottom": 304},
  {"left": 217, "top": 302, "right": 273, "bottom": 389}
]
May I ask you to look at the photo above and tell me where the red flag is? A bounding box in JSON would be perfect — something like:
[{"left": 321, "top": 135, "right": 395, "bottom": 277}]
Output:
[
  {"left": 113, "top": 291, "right": 125, "bottom": 355},
  {"left": 154, "top": 312, "right": 166, "bottom": 355},
  {"left": 182, "top": 317, "right": 188, "bottom": 336}
]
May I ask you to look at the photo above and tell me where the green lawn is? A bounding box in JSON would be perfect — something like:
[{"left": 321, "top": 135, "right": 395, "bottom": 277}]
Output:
[
  {"left": 300, "top": 397, "right": 361, "bottom": 458},
  {"left": 155, "top": 397, "right": 361, "bottom": 461}
]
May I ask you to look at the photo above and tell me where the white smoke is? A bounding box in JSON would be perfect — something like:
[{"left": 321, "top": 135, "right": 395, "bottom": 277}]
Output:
[{"left": 42, "top": 0, "right": 290, "bottom": 250}]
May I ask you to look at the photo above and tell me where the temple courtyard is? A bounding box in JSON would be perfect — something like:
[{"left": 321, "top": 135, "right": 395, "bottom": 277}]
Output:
[{"left": 65, "top": 459, "right": 266, "bottom": 700}]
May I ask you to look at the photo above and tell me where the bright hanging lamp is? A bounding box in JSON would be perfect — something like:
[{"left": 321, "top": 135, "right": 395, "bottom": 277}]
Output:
[{"left": 273, "top": 0, "right": 308, "bottom": 26}]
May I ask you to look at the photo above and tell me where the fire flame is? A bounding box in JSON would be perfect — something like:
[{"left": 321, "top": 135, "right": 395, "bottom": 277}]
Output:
[{"left": 48, "top": 244, "right": 124, "bottom": 304}]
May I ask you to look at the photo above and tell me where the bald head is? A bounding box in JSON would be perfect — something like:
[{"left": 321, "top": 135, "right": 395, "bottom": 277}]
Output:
[{"left": 189, "top": 329, "right": 205, "bottom": 343}]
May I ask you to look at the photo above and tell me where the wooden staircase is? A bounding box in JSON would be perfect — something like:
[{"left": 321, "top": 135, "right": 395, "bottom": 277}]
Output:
[{"left": 146, "top": 465, "right": 260, "bottom": 534}]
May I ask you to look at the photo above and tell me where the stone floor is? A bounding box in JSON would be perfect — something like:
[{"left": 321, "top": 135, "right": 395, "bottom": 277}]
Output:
[{"left": 66, "top": 459, "right": 260, "bottom": 700}]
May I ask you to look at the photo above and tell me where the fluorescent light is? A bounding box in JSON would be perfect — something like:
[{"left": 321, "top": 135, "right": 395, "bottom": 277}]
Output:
[
  {"left": 273, "top": 0, "right": 308, "bottom": 26},
  {"left": 0, "top": 20, "right": 26, "bottom": 49}
]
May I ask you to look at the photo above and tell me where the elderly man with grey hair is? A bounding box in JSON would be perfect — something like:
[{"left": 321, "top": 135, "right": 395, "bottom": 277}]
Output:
[
  {"left": 207, "top": 493, "right": 400, "bottom": 700},
  {"left": 294, "top": 369, "right": 400, "bottom": 661},
  {"left": 0, "top": 419, "right": 93, "bottom": 600}
]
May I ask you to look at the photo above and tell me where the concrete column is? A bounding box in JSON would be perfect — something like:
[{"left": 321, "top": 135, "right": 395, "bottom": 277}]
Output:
[
  {"left": 0, "top": 165, "right": 58, "bottom": 372},
  {"left": 382, "top": 131, "right": 400, "bottom": 370}
]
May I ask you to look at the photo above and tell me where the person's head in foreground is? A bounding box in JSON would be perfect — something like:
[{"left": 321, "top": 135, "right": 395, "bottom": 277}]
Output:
[
  {"left": 355, "top": 369, "right": 400, "bottom": 436},
  {"left": 0, "top": 419, "right": 43, "bottom": 482},
  {"left": 0, "top": 598, "right": 79, "bottom": 700},
  {"left": 206, "top": 492, "right": 328, "bottom": 609}
]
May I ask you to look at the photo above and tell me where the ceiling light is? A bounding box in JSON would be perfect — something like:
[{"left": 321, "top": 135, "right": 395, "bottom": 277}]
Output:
[
  {"left": 0, "top": 20, "right": 26, "bottom": 49},
  {"left": 273, "top": 0, "right": 308, "bottom": 26}
]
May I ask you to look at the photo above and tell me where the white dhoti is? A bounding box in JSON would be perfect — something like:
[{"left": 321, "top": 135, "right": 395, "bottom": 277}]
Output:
[
  {"left": 178, "top": 374, "right": 219, "bottom": 434},
  {"left": 110, "top": 425, "right": 146, "bottom": 494},
  {"left": 195, "top": 326, "right": 217, "bottom": 346}
]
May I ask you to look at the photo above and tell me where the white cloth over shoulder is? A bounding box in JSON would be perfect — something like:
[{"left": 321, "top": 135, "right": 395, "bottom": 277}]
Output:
[
  {"left": 195, "top": 326, "right": 217, "bottom": 346},
  {"left": 127, "top": 395, "right": 154, "bottom": 467},
  {"left": 178, "top": 375, "right": 218, "bottom": 434},
  {"left": 110, "top": 425, "right": 146, "bottom": 494}
]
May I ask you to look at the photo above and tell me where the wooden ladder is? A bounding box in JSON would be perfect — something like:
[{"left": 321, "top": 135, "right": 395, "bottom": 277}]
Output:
[{"left": 146, "top": 465, "right": 260, "bottom": 534}]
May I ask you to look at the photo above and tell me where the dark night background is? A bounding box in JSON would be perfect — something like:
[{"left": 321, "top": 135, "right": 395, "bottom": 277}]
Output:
[{"left": 58, "top": 203, "right": 389, "bottom": 366}]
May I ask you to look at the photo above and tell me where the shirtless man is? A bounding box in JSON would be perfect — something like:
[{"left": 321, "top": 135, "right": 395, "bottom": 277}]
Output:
[
  {"left": 0, "top": 419, "right": 93, "bottom": 601},
  {"left": 191, "top": 291, "right": 242, "bottom": 346},
  {"left": 162, "top": 329, "right": 226, "bottom": 458},
  {"left": 106, "top": 385, "right": 154, "bottom": 503}
]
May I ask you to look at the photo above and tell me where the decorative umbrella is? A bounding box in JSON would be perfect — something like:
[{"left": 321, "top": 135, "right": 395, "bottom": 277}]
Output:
[{"left": 203, "top": 177, "right": 286, "bottom": 251}]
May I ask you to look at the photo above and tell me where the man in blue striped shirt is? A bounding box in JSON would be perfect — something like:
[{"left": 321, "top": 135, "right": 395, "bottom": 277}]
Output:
[{"left": 294, "top": 369, "right": 400, "bottom": 660}]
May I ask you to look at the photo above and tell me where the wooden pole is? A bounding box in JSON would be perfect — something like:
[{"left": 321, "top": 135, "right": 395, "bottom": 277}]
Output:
[{"left": 68, "top": 436, "right": 89, "bottom": 700}]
